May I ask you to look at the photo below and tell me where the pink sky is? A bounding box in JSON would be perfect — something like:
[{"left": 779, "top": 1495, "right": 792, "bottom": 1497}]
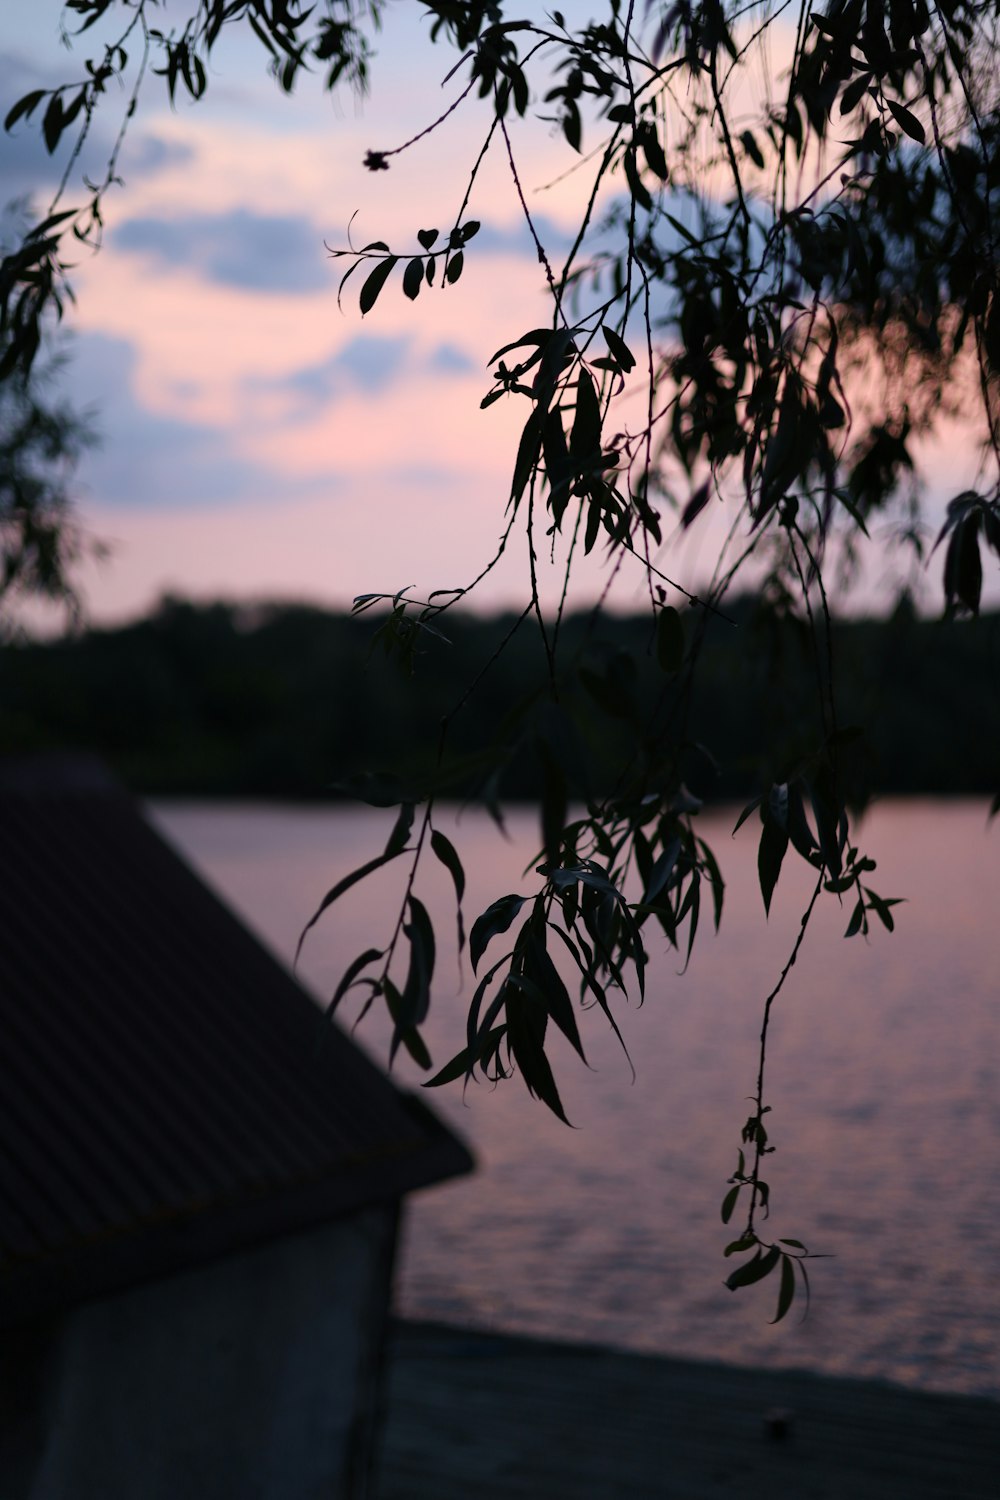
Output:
[
  {"left": 4, "top": 3, "right": 625, "bottom": 625},
  {"left": 4, "top": 3, "right": 993, "bottom": 628}
]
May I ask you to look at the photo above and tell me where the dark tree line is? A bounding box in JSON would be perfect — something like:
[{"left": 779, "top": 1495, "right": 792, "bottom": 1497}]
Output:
[{"left": 4, "top": 594, "right": 996, "bottom": 801}]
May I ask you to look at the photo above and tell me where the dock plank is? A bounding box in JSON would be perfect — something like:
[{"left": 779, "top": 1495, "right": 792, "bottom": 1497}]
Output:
[{"left": 375, "top": 1321, "right": 999, "bottom": 1499}]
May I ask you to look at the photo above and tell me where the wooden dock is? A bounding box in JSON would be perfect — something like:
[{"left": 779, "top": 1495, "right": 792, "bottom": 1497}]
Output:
[{"left": 375, "top": 1320, "right": 998, "bottom": 1499}]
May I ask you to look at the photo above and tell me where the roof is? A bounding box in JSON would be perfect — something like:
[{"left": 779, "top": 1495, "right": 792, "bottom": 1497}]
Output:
[{"left": 0, "top": 756, "right": 473, "bottom": 1328}]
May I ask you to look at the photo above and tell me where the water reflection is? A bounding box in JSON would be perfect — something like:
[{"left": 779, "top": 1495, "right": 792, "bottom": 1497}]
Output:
[{"left": 152, "top": 799, "right": 999, "bottom": 1398}]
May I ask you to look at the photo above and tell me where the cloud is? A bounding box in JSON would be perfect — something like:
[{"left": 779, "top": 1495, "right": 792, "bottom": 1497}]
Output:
[
  {"left": 125, "top": 133, "right": 196, "bottom": 178},
  {"left": 0, "top": 129, "right": 60, "bottom": 206},
  {"left": 66, "top": 331, "right": 300, "bottom": 512},
  {"left": 328, "top": 334, "right": 411, "bottom": 393},
  {"left": 274, "top": 335, "right": 474, "bottom": 407},
  {"left": 469, "top": 211, "right": 576, "bottom": 259},
  {"left": 427, "top": 342, "right": 476, "bottom": 375},
  {"left": 115, "top": 208, "right": 331, "bottom": 293},
  {"left": 274, "top": 335, "right": 407, "bottom": 405},
  {"left": 0, "top": 46, "right": 194, "bottom": 223},
  {"left": 0, "top": 51, "right": 90, "bottom": 205}
]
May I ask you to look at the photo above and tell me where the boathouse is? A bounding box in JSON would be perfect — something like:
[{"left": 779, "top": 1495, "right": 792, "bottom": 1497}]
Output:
[{"left": 0, "top": 757, "right": 472, "bottom": 1499}]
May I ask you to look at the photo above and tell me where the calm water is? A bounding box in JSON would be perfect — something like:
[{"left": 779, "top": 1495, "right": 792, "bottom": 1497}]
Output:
[{"left": 151, "top": 799, "right": 1000, "bottom": 1398}]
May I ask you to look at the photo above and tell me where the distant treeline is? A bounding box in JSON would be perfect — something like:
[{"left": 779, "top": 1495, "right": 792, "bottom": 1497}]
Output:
[{"left": 2, "top": 595, "right": 997, "bottom": 803}]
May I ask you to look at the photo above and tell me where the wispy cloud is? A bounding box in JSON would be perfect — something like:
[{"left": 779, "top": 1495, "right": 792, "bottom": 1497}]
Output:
[
  {"left": 276, "top": 335, "right": 475, "bottom": 405},
  {"left": 125, "top": 134, "right": 196, "bottom": 178},
  {"left": 115, "top": 208, "right": 330, "bottom": 293},
  {"left": 470, "top": 211, "right": 576, "bottom": 259},
  {"left": 427, "top": 342, "right": 476, "bottom": 375},
  {"left": 0, "top": 54, "right": 193, "bottom": 212},
  {"left": 71, "top": 332, "right": 288, "bottom": 512},
  {"left": 286, "top": 334, "right": 411, "bottom": 399}
]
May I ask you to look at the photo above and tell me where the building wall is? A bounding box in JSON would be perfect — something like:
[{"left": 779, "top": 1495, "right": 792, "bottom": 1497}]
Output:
[{"left": 0, "top": 1206, "right": 397, "bottom": 1500}]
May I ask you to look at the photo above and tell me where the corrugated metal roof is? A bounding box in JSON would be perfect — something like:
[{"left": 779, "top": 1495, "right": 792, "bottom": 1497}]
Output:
[{"left": 0, "top": 757, "right": 472, "bottom": 1327}]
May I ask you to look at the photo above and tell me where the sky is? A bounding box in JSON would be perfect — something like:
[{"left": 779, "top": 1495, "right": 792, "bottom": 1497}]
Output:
[{"left": 2, "top": 2, "right": 993, "bottom": 628}]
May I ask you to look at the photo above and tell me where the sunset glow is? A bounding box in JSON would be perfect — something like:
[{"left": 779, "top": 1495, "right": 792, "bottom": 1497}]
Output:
[{"left": 3, "top": 2, "right": 993, "bottom": 627}]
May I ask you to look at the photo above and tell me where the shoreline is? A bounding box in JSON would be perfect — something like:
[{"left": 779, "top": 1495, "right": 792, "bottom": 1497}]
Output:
[{"left": 376, "top": 1319, "right": 1000, "bottom": 1498}]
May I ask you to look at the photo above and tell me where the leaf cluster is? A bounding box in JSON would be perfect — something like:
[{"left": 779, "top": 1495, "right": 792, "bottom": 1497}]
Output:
[
  {"left": 332, "top": 220, "right": 481, "bottom": 313},
  {"left": 5, "top": 0, "right": 1000, "bottom": 1323}
]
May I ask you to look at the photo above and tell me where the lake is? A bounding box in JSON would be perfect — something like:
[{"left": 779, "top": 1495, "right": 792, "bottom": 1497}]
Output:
[{"left": 150, "top": 798, "right": 999, "bottom": 1399}]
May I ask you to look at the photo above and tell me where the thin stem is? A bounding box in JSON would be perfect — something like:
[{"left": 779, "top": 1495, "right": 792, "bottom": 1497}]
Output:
[{"left": 746, "top": 868, "right": 825, "bottom": 1235}]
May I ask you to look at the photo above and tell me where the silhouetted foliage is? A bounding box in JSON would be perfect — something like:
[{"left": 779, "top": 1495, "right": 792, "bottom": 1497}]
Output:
[
  {"left": 0, "top": 353, "right": 93, "bottom": 622},
  {"left": 1, "top": 208, "right": 94, "bottom": 623},
  {"left": 5, "top": 0, "right": 1000, "bottom": 1316},
  {"left": 3, "top": 595, "right": 997, "bottom": 800}
]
